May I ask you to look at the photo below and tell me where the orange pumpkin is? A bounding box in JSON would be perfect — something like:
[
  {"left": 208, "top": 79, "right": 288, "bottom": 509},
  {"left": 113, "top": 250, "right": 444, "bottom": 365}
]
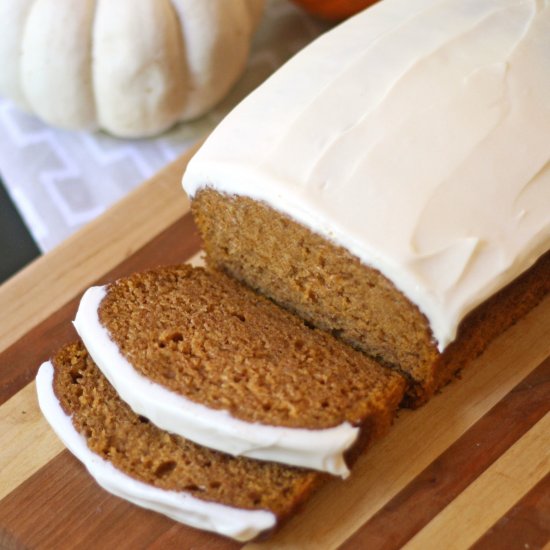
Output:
[{"left": 290, "top": 0, "right": 378, "bottom": 21}]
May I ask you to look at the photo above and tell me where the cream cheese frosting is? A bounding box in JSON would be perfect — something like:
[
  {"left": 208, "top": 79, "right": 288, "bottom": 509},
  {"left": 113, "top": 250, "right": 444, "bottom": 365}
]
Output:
[
  {"left": 35, "top": 361, "right": 276, "bottom": 542},
  {"left": 73, "top": 285, "right": 358, "bottom": 477},
  {"left": 182, "top": 0, "right": 550, "bottom": 350}
]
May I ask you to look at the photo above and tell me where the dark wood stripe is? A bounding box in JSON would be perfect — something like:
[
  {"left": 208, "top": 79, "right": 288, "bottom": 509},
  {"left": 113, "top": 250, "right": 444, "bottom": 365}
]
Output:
[
  {"left": 470, "top": 473, "right": 550, "bottom": 550},
  {"left": 0, "top": 450, "right": 240, "bottom": 550},
  {"left": 338, "top": 356, "right": 550, "bottom": 550},
  {"left": 0, "top": 212, "right": 202, "bottom": 406}
]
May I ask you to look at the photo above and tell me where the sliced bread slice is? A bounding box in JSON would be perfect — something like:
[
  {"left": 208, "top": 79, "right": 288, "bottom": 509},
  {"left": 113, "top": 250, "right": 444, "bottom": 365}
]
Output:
[
  {"left": 36, "top": 342, "right": 325, "bottom": 542},
  {"left": 74, "top": 265, "right": 405, "bottom": 476}
]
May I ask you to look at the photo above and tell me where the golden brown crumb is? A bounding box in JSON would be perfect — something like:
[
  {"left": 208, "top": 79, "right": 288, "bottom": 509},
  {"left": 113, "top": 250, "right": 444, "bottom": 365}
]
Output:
[
  {"left": 192, "top": 188, "right": 550, "bottom": 406},
  {"left": 52, "top": 342, "right": 321, "bottom": 518},
  {"left": 99, "top": 265, "right": 405, "bottom": 427}
]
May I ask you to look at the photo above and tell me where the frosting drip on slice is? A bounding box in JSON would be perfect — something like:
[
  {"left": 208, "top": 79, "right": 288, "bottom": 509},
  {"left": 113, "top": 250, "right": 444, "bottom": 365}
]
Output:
[
  {"left": 35, "top": 361, "right": 276, "bottom": 542},
  {"left": 74, "top": 285, "right": 359, "bottom": 477}
]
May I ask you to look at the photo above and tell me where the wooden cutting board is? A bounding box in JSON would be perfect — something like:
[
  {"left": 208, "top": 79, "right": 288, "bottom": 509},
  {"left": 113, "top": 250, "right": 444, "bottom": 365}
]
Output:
[{"left": 0, "top": 148, "right": 549, "bottom": 550}]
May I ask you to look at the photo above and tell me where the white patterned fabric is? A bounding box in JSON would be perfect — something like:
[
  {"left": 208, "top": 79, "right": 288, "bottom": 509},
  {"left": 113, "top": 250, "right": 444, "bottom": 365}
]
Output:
[{"left": 0, "top": 0, "right": 329, "bottom": 252}]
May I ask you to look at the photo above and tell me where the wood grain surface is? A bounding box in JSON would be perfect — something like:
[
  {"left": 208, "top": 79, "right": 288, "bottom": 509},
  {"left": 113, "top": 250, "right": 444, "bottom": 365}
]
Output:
[{"left": 0, "top": 152, "right": 548, "bottom": 550}]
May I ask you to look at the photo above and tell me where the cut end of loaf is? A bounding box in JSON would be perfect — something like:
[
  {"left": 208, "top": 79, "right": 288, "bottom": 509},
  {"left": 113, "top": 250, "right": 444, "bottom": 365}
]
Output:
[{"left": 192, "top": 188, "right": 550, "bottom": 407}]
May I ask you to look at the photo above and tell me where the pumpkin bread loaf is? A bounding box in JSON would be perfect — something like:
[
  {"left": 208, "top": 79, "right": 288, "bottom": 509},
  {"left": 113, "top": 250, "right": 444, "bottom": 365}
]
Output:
[
  {"left": 192, "top": 191, "right": 550, "bottom": 406},
  {"left": 74, "top": 265, "right": 406, "bottom": 475},
  {"left": 37, "top": 342, "right": 323, "bottom": 542},
  {"left": 183, "top": 1, "right": 550, "bottom": 405}
]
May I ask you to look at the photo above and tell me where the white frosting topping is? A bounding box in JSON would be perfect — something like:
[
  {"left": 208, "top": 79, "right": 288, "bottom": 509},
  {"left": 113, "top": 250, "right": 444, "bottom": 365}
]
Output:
[
  {"left": 35, "top": 361, "right": 276, "bottom": 542},
  {"left": 182, "top": 0, "right": 550, "bottom": 350},
  {"left": 73, "top": 285, "right": 358, "bottom": 477}
]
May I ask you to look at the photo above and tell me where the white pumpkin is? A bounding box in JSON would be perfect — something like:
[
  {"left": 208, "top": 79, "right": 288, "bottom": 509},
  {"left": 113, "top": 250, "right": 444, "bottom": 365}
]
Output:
[{"left": 0, "top": 0, "right": 264, "bottom": 137}]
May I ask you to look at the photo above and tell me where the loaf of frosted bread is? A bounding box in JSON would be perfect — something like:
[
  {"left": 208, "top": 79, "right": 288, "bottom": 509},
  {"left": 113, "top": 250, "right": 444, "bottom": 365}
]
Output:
[
  {"left": 73, "top": 265, "right": 405, "bottom": 476},
  {"left": 36, "top": 342, "right": 325, "bottom": 542},
  {"left": 183, "top": 0, "right": 550, "bottom": 405}
]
